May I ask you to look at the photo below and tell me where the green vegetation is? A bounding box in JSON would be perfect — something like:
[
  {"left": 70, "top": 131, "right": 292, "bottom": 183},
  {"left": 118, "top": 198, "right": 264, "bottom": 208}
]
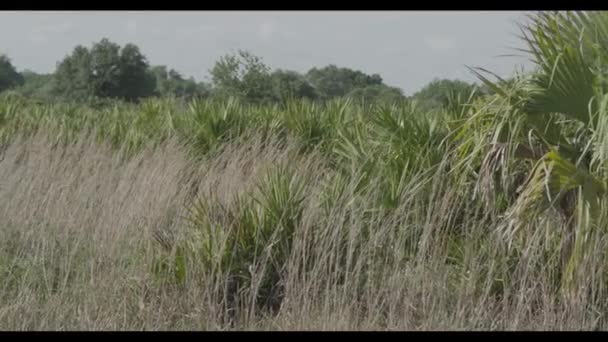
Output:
[
  {"left": 1, "top": 11, "right": 608, "bottom": 330},
  {"left": 2, "top": 38, "right": 467, "bottom": 107},
  {"left": 0, "top": 54, "right": 24, "bottom": 93}
]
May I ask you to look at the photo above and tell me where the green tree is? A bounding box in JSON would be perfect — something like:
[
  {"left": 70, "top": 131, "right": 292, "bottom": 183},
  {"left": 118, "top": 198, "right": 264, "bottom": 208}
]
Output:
[
  {"left": 54, "top": 45, "right": 94, "bottom": 101},
  {"left": 89, "top": 38, "right": 122, "bottom": 98},
  {"left": 13, "top": 70, "right": 56, "bottom": 101},
  {"left": 118, "top": 43, "right": 156, "bottom": 101},
  {"left": 150, "top": 65, "right": 209, "bottom": 100},
  {"left": 54, "top": 38, "right": 154, "bottom": 102},
  {"left": 305, "top": 65, "right": 383, "bottom": 99},
  {"left": 346, "top": 84, "right": 405, "bottom": 105},
  {"left": 0, "top": 54, "right": 24, "bottom": 93},
  {"left": 210, "top": 50, "right": 273, "bottom": 104},
  {"left": 412, "top": 78, "right": 479, "bottom": 111},
  {"left": 270, "top": 69, "right": 318, "bottom": 103},
  {"left": 195, "top": 81, "right": 213, "bottom": 99}
]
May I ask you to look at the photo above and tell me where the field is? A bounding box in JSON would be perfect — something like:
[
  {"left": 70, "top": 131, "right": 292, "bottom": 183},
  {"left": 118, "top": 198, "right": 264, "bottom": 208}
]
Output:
[{"left": 2, "top": 12, "right": 608, "bottom": 330}]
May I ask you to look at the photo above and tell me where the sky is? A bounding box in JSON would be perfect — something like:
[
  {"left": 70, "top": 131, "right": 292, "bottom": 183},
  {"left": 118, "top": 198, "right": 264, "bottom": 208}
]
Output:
[{"left": 0, "top": 11, "right": 534, "bottom": 95}]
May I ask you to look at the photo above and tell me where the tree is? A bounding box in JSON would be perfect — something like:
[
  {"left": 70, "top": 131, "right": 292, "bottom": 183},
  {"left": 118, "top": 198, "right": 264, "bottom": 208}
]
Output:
[
  {"left": 411, "top": 78, "right": 479, "bottom": 111},
  {"left": 54, "top": 45, "right": 94, "bottom": 101},
  {"left": 118, "top": 43, "right": 156, "bottom": 101},
  {"left": 150, "top": 65, "right": 208, "bottom": 100},
  {"left": 13, "top": 70, "right": 56, "bottom": 101},
  {"left": 305, "top": 65, "right": 383, "bottom": 99},
  {"left": 346, "top": 84, "right": 405, "bottom": 105},
  {"left": 54, "top": 38, "right": 154, "bottom": 102},
  {"left": 195, "top": 81, "right": 213, "bottom": 99},
  {"left": 210, "top": 50, "right": 273, "bottom": 104},
  {"left": 270, "top": 69, "right": 318, "bottom": 102},
  {"left": 89, "top": 38, "right": 122, "bottom": 98},
  {"left": 0, "top": 54, "right": 24, "bottom": 93}
]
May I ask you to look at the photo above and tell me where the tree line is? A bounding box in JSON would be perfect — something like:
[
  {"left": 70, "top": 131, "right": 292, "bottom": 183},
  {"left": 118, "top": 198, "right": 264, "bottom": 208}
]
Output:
[{"left": 1, "top": 38, "right": 482, "bottom": 108}]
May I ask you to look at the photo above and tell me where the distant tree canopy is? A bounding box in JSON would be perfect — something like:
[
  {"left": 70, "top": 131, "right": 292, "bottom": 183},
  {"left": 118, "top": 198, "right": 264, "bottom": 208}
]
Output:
[
  {"left": 13, "top": 70, "right": 56, "bottom": 101},
  {"left": 346, "top": 84, "right": 405, "bottom": 105},
  {"left": 149, "top": 66, "right": 211, "bottom": 100},
  {"left": 0, "top": 54, "right": 24, "bottom": 93},
  {"left": 54, "top": 38, "right": 155, "bottom": 102},
  {"left": 4, "top": 42, "right": 491, "bottom": 109},
  {"left": 305, "top": 65, "right": 384, "bottom": 99},
  {"left": 412, "top": 78, "right": 480, "bottom": 110},
  {"left": 208, "top": 53, "right": 407, "bottom": 105},
  {"left": 270, "top": 69, "right": 319, "bottom": 103},
  {"left": 210, "top": 50, "right": 274, "bottom": 104}
]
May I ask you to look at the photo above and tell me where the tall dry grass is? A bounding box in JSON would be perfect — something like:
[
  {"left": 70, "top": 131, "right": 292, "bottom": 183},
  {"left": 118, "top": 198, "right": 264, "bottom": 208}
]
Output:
[{"left": 1, "top": 130, "right": 607, "bottom": 330}]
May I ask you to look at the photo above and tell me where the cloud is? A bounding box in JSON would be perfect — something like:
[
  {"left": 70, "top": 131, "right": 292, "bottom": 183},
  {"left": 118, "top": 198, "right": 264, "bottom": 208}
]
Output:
[
  {"left": 257, "top": 21, "right": 276, "bottom": 42},
  {"left": 423, "top": 36, "right": 456, "bottom": 51},
  {"left": 41, "top": 22, "right": 73, "bottom": 34},
  {"left": 174, "top": 25, "right": 218, "bottom": 40},
  {"left": 126, "top": 20, "right": 137, "bottom": 37},
  {"left": 27, "top": 23, "right": 74, "bottom": 44}
]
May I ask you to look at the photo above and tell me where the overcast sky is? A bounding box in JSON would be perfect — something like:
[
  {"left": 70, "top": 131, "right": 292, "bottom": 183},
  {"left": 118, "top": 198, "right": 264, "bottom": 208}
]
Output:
[{"left": 0, "top": 11, "right": 534, "bottom": 95}]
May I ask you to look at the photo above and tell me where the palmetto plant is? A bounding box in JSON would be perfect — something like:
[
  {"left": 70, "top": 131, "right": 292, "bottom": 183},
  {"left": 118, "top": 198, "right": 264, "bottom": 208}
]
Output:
[
  {"left": 460, "top": 11, "right": 608, "bottom": 293},
  {"left": 183, "top": 161, "right": 311, "bottom": 314}
]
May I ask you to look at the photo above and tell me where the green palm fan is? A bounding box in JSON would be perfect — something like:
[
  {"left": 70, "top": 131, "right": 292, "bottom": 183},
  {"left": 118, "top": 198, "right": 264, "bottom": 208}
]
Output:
[{"left": 471, "top": 11, "right": 608, "bottom": 293}]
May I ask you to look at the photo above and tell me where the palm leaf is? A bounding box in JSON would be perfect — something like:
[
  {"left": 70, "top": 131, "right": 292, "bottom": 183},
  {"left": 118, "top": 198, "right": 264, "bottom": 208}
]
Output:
[{"left": 519, "top": 11, "right": 608, "bottom": 123}]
